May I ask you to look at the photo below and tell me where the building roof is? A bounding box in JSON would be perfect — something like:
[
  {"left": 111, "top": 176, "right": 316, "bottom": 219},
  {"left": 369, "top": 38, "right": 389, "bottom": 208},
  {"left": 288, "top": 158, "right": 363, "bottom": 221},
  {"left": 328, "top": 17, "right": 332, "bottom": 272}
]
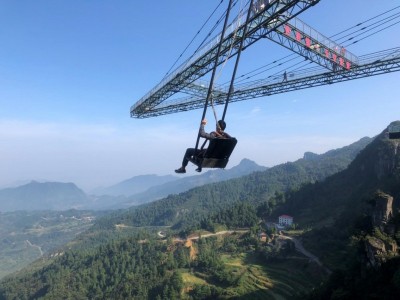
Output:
[{"left": 279, "top": 214, "right": 293, "bottom": 219}]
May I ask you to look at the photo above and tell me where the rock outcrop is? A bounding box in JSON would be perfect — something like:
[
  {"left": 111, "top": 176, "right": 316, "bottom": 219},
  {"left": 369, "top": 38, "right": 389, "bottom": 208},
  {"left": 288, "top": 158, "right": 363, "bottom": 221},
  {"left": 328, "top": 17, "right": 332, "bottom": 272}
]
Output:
[
  {"left": 364, "top": 191, "right": 398, "bottom": 269},
  {"left": 371, "top": 191, "right": 393, "bottom": 230},
  {"left": 365, "top": 237, "right": 387, "bottom": 268},
  {"left": 374, "top": 123, "right": 400, "bottom": 179}
]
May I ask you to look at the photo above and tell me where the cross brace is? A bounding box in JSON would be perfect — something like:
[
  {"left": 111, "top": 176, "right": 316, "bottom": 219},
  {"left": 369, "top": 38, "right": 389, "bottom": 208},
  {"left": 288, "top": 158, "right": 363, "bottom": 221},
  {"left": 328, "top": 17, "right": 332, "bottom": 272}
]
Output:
[
  {"left": 131, "top": 0, "right": 320, "bottom": 117},
  {"left": 131, "top": 51, "right": 400, "bottom": 118}
]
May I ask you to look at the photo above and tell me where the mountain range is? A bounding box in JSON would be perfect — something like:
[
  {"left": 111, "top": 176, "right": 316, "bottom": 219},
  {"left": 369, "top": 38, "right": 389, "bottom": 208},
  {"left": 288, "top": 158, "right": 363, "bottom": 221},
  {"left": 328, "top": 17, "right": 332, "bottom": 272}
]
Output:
[
  {"left": 109, "top": 158, "right": 268, "bottom": 209},
  {"left": 91, "top": 174, "right": 178, "bottom": 196},
  {"left": 94, "top": 136, "right": 372, "bottom": 229},
  {"left": 0, "top": 181, "right": 90, "bottom": 211},
  {"left": 1, "top": 124, "right": 399, "bottom": 299},
  {"left": 0, "top": 158, "right": 267, "bottom": 212},
  {"left": 0, "top": 136, "right": 370, "bottom": 212}
]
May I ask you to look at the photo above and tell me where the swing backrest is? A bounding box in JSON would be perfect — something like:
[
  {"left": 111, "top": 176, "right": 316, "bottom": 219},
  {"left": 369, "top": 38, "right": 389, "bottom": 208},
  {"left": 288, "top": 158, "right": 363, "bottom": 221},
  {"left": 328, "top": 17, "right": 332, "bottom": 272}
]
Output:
[{"left": 199, "top": 137, "right": 237, "bottom": 169}]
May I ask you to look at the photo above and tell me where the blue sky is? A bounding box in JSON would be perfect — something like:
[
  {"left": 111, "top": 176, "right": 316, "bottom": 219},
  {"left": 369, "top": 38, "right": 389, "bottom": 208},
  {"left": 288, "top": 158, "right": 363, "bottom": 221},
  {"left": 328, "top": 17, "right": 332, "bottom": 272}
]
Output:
[{"left": 1, "top": 0, "right": 399, "bottom": 191}]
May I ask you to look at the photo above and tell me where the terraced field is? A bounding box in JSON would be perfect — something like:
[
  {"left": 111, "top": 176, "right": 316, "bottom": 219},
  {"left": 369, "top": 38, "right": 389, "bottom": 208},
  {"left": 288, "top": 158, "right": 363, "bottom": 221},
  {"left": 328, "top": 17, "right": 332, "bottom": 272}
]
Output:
[{"left": 181, "top": 252, "right": 326, "bottom": 299}]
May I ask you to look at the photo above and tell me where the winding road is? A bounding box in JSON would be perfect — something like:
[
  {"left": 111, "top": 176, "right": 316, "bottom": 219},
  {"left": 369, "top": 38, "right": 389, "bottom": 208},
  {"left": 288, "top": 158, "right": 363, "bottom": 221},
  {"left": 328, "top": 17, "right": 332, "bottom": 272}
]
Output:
[
  {"left": 25, "top": 240, "right": 43, "bottom": 256},
  {"left": 278, "top": 233, "right": 331, "bottom": 274}
]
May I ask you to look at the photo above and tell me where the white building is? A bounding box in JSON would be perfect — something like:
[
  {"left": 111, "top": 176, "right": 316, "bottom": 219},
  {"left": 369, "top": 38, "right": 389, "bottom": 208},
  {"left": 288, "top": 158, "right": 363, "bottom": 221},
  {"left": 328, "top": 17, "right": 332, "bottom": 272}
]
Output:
[{"left": 278, "top": 215, "right": 293, "bottom": 227}]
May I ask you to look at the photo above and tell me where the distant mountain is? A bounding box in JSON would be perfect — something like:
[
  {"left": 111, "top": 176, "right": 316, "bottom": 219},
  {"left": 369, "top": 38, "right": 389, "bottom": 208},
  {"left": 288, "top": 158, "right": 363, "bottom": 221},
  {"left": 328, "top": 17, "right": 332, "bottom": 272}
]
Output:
[
  {"left": 91, "top": 174, "right": 178, "bottom": 197},
  {"left": 0, "top": 181, "right": 90, "bottom": 212},
  {"left": 3, "top": 122, "right": 400, "bottom": 300},
  {"left": 283, "top": 126, "right": 400, "bottom": 225},
  {"left": 0, "top": 135, "right": 372, "bottom": 212},
  {"left": 95, "top": 136, "right": 372, "bottom": 227},
  {"left": 6, "top": 128, "right": 399, "bottom": 300},
  {"left": 109, "top": 158, "right": 268, "bottom": 208},
  {"left": 276, "top": 123, "right": 400, "bottom": 298}
]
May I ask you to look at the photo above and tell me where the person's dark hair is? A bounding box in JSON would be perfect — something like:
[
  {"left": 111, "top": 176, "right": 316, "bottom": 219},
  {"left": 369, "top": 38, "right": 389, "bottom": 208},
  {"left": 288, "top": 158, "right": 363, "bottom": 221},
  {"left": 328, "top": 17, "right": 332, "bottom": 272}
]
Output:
[{"left": 217, "top": 120, "right": 226, "bottom": 130}]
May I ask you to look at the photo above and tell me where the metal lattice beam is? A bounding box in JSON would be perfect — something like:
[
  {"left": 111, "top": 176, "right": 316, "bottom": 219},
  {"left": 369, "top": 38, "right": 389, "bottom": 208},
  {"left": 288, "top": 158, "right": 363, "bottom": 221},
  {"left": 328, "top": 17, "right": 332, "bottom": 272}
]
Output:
[
  {"left": 131, "top": 0, "right": 320, "bottom": 117},
  {"left": 263, "top": 16, "right": 358, "bottom": 70},
  {"left": 132, "top": 51, "right": 400, "bottom": 118}
]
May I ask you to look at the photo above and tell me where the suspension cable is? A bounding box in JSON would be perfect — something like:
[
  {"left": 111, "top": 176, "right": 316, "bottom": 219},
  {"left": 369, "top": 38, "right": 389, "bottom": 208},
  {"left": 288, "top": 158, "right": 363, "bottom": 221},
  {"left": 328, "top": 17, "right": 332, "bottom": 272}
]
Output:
[
  {"left": 229, "top": 5, "right": 400, "bottom": 85},
  {"left": 163, "top": 1, "right": 225, "bottom": 79},
  {"left": 209, "top": 0, "right": 247, "bottom": 125},
  {"left": 222, "top": 0, "right": 254, "bottom": 121},
  {"left": 195, "top": 0, "right": 235, "bottom": 152}
]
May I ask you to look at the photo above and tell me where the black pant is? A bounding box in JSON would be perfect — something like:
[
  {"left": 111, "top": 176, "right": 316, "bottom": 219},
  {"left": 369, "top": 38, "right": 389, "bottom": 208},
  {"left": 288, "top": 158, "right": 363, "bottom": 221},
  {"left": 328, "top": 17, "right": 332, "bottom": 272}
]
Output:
[{"left": 182, "top": 148, "right": 204, "bottom": 167}]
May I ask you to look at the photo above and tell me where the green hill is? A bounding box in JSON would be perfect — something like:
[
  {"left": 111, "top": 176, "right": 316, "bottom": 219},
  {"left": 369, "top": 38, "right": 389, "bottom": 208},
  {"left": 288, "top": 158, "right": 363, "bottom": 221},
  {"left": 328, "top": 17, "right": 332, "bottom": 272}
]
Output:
[
  {"left": 0, "top": 181, "right": 90, "bottom": 211},
  {"left": 94, "top": 136, "right": 371, "bottom": 231},
  {"left": 0, "top": 133, "right": 379, "bottom": 299}
]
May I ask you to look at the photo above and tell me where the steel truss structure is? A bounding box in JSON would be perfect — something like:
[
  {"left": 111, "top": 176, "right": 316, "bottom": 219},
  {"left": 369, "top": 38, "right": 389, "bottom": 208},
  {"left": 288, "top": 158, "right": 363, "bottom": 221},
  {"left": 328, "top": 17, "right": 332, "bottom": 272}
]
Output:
[
  {"left": 131, "top": 49, "right": 400, "bottom": 118},
  {"left": 130, "top": 0, "right": 399, "bottom": 119},
  {"left": 131, "top": 0, "right": 320, "bottom": 117}
]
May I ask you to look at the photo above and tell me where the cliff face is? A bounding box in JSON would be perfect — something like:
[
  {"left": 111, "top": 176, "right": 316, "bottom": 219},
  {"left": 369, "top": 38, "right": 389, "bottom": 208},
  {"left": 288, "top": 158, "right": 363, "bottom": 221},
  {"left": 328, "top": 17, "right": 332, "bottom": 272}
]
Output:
[
  {"left": 343, "top": 123, "right": 400, "bottom": 205},
  {"left": 371, "top": 192, "right": 393, "bottom": 230},
  {"left": 365, "top": 192, "right": 399, "bottom": 269},
  {"left": 374, "top": 138, "right": 400, "bottom": 180}
]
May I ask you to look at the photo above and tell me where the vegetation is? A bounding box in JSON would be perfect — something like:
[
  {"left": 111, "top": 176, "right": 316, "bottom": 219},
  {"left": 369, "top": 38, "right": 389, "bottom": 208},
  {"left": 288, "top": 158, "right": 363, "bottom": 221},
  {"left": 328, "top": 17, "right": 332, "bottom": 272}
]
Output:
[
  {"left": 2, "top": 132, "right": 400, "bottom": 299},
  {"left": 93, "top": 137, "right": 371, "bottom": 232},
  {"left": 0, "top": 229, "right": 326, "bottom": 299},
  {"left": 306, "top": 207, "right": 400, "bottom": 300},
  {"left": 0, "top": 210, "right": 102, "bottom": 280}
]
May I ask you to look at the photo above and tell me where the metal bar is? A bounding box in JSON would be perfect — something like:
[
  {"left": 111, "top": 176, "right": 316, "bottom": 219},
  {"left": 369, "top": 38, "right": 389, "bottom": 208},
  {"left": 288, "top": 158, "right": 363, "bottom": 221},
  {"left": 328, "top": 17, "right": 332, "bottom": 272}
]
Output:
[
  {"left": 195, "top": 0, "right": 234, "bottom": 152},
  {"left": 222, "top": 0, "right": 255, "bottom": 121},
  {"left": 131, "top": 0, "right": 320, "bottom": 118},
  {"left": 132, "top": 52, "right": 400, "bottom": 118}
]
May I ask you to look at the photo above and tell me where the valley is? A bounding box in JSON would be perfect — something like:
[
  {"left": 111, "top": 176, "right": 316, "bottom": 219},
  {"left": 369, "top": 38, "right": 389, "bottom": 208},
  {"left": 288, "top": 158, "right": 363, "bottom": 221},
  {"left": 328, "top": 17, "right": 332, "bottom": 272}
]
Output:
[
  {"left": 0, "top": 210, "right": 101, "bottom": 279},
  {"left": 1, "top": 126, "right": 400, "bottom": 299}
]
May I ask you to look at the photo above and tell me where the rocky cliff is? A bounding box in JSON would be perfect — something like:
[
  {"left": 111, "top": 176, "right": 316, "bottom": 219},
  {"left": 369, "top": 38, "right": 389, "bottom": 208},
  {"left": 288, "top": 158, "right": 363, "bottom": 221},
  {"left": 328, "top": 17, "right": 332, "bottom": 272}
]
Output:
[{"left": 365, "top": 191, "right": 399, "bottom": 269}]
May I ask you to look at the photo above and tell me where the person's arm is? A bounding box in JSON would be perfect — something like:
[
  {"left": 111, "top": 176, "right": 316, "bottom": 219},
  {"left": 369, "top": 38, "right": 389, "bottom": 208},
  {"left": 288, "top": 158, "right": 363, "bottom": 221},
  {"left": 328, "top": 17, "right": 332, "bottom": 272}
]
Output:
[
  {"left": 222, "top": 131, "right": 232, "bottom": 138},
  {"left": 199, "top": 119, "right": 215, "bottom": 139}
]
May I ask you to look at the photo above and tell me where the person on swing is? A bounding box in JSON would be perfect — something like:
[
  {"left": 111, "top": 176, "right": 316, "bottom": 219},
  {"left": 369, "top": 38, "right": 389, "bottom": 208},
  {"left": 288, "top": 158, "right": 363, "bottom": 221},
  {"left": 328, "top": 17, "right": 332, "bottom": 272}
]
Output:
[{"left": 175, "top": 119, "right": 231, "bottom": 174}]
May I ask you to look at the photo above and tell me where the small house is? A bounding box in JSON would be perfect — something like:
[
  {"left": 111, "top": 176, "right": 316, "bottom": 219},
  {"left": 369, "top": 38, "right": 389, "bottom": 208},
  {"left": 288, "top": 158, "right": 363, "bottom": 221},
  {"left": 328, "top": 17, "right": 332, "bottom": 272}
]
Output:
[
  {"left": 259, "top": 232, "right": 268, "bottom": 242},
  {"left": 278, "top": 215, "right": 293, "bottom": 227}
]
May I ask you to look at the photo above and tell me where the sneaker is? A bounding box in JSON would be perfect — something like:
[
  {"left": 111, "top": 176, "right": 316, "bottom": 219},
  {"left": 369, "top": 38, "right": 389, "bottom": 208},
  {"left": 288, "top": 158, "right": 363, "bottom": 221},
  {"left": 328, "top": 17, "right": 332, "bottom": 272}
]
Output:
[{"left": 175, "top": 167, "right": 186, "bottom": 174}]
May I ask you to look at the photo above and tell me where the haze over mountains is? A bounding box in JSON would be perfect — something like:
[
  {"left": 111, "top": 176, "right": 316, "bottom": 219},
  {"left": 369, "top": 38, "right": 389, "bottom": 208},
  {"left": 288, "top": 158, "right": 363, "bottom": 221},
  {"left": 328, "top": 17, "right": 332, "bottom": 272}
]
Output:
[
  {"left": 0, "top": 181, "right": 89, "bottom": 211},
  {"left": 1, "top": 124, "right": 399, "bottom": 299},
  {"left": 91, "top": 174, "right": 178, "bottom": 196},
  {"left": 0, "top": 137, "right": 371, "bottom": 212},
  {"left": 0, "top": 158, "right": 267, "bottom": 212}
]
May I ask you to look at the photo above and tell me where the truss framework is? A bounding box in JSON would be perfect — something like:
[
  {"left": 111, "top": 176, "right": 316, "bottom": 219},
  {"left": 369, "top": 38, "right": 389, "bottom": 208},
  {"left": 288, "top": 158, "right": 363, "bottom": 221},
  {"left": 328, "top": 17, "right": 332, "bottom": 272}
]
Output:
[
  {"left": 132, "top": 51, "right": 400, "bottom": 118},
  {"left": 264, "top": 16, "right": 358, "bottom": 71},
  {"left": 131, "top": 0, "right": 399, "bottom": 119},
  {"left": 131, "top": 0, "right": 320, "bottom": 116}
]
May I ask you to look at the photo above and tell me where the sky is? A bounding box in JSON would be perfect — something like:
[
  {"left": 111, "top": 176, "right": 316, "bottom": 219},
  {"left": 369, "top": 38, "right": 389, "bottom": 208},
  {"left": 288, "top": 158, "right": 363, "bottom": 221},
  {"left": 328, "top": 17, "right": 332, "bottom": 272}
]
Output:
[{"left": 1, "top": 0, "right": 399, "bottom": 192}]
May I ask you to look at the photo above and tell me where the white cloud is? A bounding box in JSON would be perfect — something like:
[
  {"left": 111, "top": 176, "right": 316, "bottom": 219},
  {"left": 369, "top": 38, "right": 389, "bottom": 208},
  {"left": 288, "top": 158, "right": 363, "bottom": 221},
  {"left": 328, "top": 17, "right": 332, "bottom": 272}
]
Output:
[{"left": 250, "top": 106, "right": 261, "bottom": 114}]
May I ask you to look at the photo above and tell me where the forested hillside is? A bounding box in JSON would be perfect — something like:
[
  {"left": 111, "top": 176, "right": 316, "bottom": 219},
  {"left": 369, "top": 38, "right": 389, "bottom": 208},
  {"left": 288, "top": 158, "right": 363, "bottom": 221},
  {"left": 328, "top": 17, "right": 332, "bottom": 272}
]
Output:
[
  {"left": 0, "top": 134, "right": 378, "bottom": 299},
  {"left": 94, "top": 137, "right": 371, "bottom": 231},
  {"left": 294, "top": 126, "right": 400, "bottom": 299},
  {"left": 122, "top": 158, "right": 268, "bottom": 206},
  {"left": 0, "top": 227, "right": 326, "bottom": 299}
]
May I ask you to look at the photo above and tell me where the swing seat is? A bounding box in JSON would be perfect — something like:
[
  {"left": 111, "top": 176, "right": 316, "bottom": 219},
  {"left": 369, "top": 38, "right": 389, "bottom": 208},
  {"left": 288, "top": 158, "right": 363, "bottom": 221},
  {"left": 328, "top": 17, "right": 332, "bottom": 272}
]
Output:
[{"left": 188, "top": 137, "right": 238, "bottom": 169}]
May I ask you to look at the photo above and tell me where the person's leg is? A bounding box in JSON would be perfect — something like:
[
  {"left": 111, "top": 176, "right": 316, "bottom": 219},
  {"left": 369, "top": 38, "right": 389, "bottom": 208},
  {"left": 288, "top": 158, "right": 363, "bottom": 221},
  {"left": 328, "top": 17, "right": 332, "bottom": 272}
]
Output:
[
  {"left": 182, "top": 148, "right": 195, "bottom": 167},
  {"left": 195, "top": 148, "right": 206, "bottom": 172},
  {"left": 175, "top": 148, "right": 196, "bottom": 173}
]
